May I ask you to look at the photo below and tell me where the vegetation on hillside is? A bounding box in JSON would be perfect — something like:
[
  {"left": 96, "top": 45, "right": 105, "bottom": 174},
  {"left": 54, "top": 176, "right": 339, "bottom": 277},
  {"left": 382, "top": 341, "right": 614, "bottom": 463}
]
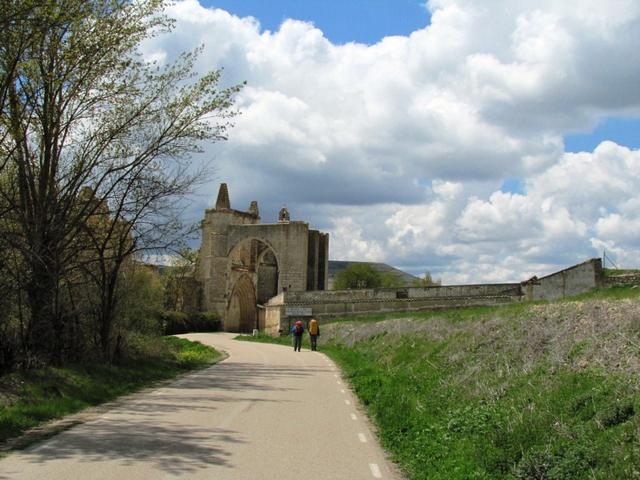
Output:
[
  {"left": 334, "top": 263, "right": 403, "bottom": 289},
  {"left": 603, "top": 268, "right": 640, "bottom": 277},
  {"left": 412, "top": 271, "right": 442, "bottom": 287},
  {"left": 241, "top": 285, "right": 640, "bottom": 479},
  {"left": 0, "top": 1, "right": 241, "bottom": 372}
]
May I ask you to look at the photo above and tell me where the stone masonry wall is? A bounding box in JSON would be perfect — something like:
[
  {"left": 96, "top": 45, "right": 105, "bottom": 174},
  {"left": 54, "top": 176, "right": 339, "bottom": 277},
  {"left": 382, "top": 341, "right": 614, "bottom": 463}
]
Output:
[
  {"left": 227, "top": 222, "right": 310, "bottom": 293},
  {"left": 523, "top": 258, "right": 603, "bottom": 301},
  {"left": 264, "top": 259, "right": 603, "bottom": 335},
  {"left": 604, "top": 274, "right": 640, "bottom": 287},
  {"left": 265, "top": 283, "right": 525, "bottom": 334}
]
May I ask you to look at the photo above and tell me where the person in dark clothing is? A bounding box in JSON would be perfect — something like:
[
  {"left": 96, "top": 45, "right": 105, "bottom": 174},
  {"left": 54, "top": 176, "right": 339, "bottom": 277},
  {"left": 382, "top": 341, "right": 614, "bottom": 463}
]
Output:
[{"left": 291, "top": 320, "right": 304, "bottom": 352}]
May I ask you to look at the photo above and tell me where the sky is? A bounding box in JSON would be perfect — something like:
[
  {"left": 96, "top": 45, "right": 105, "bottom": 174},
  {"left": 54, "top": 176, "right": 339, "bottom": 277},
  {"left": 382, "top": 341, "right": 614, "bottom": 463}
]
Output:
[{"left": 142, "top": 0, "right": 640, "bottom": 283}]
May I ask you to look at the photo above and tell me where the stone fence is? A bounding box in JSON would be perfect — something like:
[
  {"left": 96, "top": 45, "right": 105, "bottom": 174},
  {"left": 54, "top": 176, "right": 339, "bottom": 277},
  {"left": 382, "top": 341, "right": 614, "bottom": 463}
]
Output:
[
  {"left": 262, "top": 259, "right": 604, "bottom": 335},
  {"left": 604, "top": 274, "right": 640, "bottom": 287},
  {"left": 521, "top": 258, "right": 604, "bottom": 301}
]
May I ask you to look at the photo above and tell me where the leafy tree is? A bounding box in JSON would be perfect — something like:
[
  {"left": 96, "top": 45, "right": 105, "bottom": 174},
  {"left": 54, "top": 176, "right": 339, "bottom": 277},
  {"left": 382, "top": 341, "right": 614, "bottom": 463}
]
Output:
[
  {"left": 334, "top": 264, "right": 384, "bottom": 290},
  {"left": 413, "top": 271, "right": 442, "bottom": 287},
  {"left": 380, "top": 272, "right": 404, "bottom": 288},
  {"left": 164, "top": 248, "right": 198, "bottom": 311},
  {"left": 0, "top": 0, "right": 242, "bottom": 365}
]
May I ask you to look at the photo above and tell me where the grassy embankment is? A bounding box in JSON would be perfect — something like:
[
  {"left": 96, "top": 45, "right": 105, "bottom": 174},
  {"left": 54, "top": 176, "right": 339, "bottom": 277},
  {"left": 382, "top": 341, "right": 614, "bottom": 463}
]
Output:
[
  {"left": 240, "top": 285, "right": 640, "bottom": 479},
  {"left": 0, "top": 337, "right": 222, "bottom": 444},
  {"left": 603, "top": 268, "right": 640, "bottom": 277}
]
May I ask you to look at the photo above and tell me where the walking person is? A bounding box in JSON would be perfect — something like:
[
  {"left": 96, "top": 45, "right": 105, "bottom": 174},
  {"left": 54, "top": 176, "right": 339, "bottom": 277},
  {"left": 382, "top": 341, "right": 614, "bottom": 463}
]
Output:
[
  {"left": 309, "top": 318, "right": 320, "bottom": 351},
  {"left": 291, "top": 320, "right": 304, "bottom": 352}
]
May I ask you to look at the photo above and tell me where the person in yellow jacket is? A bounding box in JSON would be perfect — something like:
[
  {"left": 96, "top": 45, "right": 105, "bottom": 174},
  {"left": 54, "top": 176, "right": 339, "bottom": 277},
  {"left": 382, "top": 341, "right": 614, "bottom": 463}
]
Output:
[{"left": 308, "top": 318, "right": 320, "bottom": 351}]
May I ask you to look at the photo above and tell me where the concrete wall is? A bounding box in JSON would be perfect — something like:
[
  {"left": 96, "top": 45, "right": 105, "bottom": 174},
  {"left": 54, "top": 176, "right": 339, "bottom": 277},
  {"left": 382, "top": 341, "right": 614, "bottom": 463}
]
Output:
[{"left": 523, "top": 258, "right": 603, "bottom": 301}]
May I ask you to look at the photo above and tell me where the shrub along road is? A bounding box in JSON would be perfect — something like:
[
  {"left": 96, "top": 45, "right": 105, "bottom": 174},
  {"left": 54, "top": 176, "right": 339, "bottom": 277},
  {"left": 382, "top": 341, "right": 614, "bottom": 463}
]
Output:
[{"left": 0, "top": 333, "right": 399, "bottom": 480}]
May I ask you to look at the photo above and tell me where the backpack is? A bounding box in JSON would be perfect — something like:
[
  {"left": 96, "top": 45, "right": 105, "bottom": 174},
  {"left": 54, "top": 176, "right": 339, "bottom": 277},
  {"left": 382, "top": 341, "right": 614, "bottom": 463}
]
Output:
[
  {"left": 309, "top": 320, "right": 318, "bottom": 335},
  {"left": 294, "top": 324, "right": 303, "bottom": 335}
]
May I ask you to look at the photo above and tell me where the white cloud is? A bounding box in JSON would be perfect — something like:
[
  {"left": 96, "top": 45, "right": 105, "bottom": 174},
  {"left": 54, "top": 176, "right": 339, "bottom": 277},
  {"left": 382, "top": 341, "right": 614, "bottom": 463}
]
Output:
[
  {"left": 143, "top": 0, "right": 640, "bottom": 282},
  {"left": 329, "top": 217, "right": 385, "bottom": 263}
]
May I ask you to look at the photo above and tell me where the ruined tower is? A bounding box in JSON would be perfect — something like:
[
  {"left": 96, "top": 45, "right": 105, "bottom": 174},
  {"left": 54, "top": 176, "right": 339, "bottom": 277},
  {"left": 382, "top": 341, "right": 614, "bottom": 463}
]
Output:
[{"left": 197, "top": 184, "right": 329, "bottom": 332}]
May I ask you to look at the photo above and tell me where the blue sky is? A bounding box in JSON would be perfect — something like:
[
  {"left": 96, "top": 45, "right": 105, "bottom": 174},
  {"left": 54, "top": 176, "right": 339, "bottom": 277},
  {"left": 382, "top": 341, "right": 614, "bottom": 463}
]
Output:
[
  {"left": 201, "top": 0, "right": 431, "bottom": 44},
  {"left": 565, "top": 117, "right": 640, "bottom": 153}
]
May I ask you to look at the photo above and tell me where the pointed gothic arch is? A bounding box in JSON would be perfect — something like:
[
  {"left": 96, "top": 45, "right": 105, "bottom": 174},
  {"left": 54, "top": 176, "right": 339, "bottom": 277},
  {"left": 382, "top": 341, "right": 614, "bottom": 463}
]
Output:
[{"left": 226, "top": 274, "right": 257, "bottom": 333}]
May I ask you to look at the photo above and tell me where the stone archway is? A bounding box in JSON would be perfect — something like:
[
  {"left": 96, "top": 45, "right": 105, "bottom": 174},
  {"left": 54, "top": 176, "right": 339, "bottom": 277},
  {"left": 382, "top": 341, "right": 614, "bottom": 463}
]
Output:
[
  {"left": 226, "top": 275, "right": 257, "bottom": 333},
  {"left": 225, "top": 238, "right": 280, "bottom": 332},
  {"left": 257, "top": 249, "right": 279, "bottom": 305}
]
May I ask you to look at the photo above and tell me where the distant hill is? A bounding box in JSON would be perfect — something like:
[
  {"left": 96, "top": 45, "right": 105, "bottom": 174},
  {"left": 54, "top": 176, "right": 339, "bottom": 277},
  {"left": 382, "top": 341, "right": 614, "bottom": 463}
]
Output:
[{"left": 328, "top": 260, "right": 419, "bottom": 289}]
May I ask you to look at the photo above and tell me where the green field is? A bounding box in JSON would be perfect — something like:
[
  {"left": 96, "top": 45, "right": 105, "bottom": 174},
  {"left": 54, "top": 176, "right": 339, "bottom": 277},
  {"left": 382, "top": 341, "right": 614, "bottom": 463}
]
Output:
[
  {"left": 0, "top": 337, "right": 222, "bottom": 444},
  {"left": 240, "top": 285, "right": 640, "bottom": 479}
]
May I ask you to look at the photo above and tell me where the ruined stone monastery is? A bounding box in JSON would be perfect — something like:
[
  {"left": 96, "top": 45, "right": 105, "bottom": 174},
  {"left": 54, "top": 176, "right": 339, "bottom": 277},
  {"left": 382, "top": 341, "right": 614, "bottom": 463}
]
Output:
[
  {"left": 196, "top": 183, "right": 329, "bottom": 332},
  {"left": 194, "top": 184, "right": 606, "bottom": 335}
]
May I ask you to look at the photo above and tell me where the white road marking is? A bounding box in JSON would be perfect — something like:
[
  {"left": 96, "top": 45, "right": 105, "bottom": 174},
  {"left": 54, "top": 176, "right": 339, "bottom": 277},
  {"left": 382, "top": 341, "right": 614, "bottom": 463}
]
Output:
[
  {"left": 350, "top": 413, "right": 358, "bottom": 420},
  {"left": 345, "top": 400, "right": 351, "bottom": 405},
  {"left": 340, "top": 389, "right": 345, "bottom": 394},
  {"left": 358, "top": 433, "right": 367, "bottom": 443},
  {"left": 369, "top": 463, "right": 382, "bottom": 478}
]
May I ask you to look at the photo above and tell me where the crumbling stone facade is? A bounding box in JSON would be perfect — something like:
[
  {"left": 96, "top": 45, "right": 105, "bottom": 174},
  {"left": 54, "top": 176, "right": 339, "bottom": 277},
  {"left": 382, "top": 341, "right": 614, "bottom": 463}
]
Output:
[{"left": 196, "top": 184, "right": 329, "bottom": 332}]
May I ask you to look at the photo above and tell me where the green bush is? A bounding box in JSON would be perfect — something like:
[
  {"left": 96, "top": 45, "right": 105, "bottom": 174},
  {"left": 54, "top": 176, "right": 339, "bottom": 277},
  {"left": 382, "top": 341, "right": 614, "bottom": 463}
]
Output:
[{"left": 159, "top": 311, "right": 221, "bottom": 335}]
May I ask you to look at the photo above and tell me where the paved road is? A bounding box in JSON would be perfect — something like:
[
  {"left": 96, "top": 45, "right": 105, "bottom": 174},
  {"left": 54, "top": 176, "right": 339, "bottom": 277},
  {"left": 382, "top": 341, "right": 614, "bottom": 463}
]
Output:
[{"left": 0, "top": 333, "right": 400, "bottom": 479}]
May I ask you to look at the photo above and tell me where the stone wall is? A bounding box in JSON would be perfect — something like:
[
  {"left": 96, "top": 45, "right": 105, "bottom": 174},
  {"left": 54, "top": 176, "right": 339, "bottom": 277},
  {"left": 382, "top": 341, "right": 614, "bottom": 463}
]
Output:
[
  {"left": 522, "top": 258, "right": 603, "bottom": 301},
  {"left": 227, "top": 222, "right": 311, "bottom": 294},
  {"left": 265, "top": 283, "right": 525, "bottom": 334},
  {"left": 282, "top": 282, "right": 521, "bottom": 305},
  {"left": 264, "top": 259, "right": 604, "bottom": 335},
  {"left": 305, "top": 231, "right": 329, "bottom": 291},
  {"left": 198, "top": 207, "right": 260, "bottom": 315},
  {"left": 604, "top": 273, "right": 640, "bottom": 287}
]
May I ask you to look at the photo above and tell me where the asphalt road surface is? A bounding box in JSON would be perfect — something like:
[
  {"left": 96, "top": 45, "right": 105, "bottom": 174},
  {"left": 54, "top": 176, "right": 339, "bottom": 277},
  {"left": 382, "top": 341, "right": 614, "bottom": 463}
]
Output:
[{"left": 0, "top": 333, "right": 400, "bottom": 479}]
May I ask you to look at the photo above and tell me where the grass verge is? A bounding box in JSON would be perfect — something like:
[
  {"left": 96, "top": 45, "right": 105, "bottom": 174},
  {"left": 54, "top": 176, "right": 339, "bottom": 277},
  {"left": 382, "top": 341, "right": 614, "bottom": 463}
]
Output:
[
  {"left": 0, "top": 336, "right": 222, "bottom": 444},
  {"left": 240, "top": 286, "right": 640, "bottom": 479},
  {"left": 603, "top": 268, "right": 640, "bottom": 277}
]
